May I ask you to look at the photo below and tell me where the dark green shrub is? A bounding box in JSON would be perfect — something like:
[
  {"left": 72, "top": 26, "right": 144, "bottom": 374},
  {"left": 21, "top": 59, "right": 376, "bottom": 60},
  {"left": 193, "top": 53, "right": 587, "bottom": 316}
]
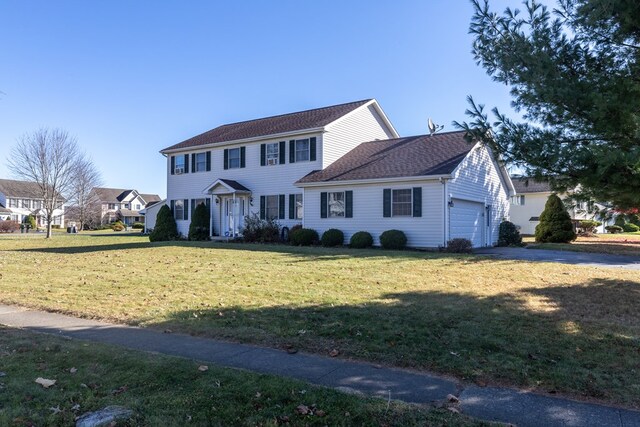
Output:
[
  {"left": 240, "top": 214, "right": 280, "bottom": 243},
  {"left": 622, "top": 223, "right": 640, "bottom": 232},
  {"left": 615, "top": 215, "right": 626, "bottom": 227},
  {"left": 350, "top": 231, "right": 373, "bottom": 249},
  {"left": 321, "top": 228, "right": 344, "bottom": 247},
  {"left": 290, "top": 228, "right": 319, "bottom": 246},
  {"left": 132, "top": 222, "right": 144, "bottom": 229},
  {"left": 149, "top": 205, "right": 178, "bottom": 242},
  {"left": 577, "top": 220, "right": 601, "bottom": 236},
  {"left": 444, "top": 238, "right": 473, "bottom": 253},
  {"left": 23, "top": 215, "right": 37, "bottom": 229},
  {"left": 379, "top": 229, "right": 407, "bottom": 250},
  {"left": 629, "top": 214, "right": 640, "bottom": 226},
  {"left": 605, "top": 225, "right": 623, "bottom": 234},
  {"left": 497, "top": 221, "right": 522, "bottom": 246},
  {"left": 535, "top": 194, "right": 576, "bottom": 243},
  {"left": 188, "top": 203, "right": 210, "bottom": 241}
]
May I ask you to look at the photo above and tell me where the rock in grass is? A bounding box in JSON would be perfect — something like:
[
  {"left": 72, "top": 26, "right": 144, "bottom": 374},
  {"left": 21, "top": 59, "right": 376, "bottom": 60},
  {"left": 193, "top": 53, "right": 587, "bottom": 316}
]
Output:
[{"left": 76, "top": 406, "right": 134, "bottom": 427}]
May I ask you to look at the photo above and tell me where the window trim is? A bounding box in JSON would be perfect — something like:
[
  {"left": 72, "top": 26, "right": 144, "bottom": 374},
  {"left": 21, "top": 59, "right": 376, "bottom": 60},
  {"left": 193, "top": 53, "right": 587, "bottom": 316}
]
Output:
[
  {"left": 266, "top": 142, "right": 279, "bottom": 166},
  {"left": 294, "top": 193, "right": 303, "bottom": 220},
  {"left": 295, "top": 139, "right": 310, "bottom": 162},
  {"left": 195, "top": 152, "right": 207, "bottom": 172},
  {"left": 265, "top": 195, "right": 279, "bottom": 220},
  {"left": 328, "top": 191, "right": 345, "bottom": 218},
  {"left": 174, "top": 200, "right": 185, "bottom": 221},
  {"left": 174, "top": 155, "right": 186, "bottom": 174},
  {"left": 227, "top": 147, "right": 241, "bottom": 169},
  {"left": 391, "top": 188, "right": 412, "bottom": 217}
]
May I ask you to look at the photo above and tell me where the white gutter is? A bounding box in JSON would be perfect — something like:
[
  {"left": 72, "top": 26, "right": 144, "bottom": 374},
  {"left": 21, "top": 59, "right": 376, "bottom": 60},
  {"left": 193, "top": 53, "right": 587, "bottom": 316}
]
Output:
[
  {"left": 295, "top": 174, "right": 452, "bottom": 188},
  {"left": 160, "top": 127, "right": 326, "bottom": 155}
]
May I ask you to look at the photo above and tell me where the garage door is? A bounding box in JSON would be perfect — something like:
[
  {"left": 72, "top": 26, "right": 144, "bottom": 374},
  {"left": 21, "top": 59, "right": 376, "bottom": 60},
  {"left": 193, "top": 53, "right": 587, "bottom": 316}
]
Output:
[{"left": 450, "top": 199, "right": 484, "bottom": 247}]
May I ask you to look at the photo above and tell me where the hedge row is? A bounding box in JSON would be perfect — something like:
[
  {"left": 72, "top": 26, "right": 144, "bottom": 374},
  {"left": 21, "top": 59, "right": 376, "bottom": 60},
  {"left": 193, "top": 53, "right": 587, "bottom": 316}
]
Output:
[{"left": 289, "top": 227, "right": 408, "bottom": 250}]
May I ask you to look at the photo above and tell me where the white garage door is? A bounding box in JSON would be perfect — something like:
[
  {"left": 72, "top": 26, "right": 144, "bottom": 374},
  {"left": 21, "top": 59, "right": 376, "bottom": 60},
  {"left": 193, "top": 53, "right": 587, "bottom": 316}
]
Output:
[{"left": 450, "top": 199, "right": 484, "bottom": 247}]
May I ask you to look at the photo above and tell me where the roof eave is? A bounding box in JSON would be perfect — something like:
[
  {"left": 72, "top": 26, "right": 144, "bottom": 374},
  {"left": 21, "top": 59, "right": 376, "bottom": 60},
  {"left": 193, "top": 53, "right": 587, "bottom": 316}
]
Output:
[
  {"left": 323, "top": 99, "right": 400, "bottom": 139},
  {"left": 296, "top": 174, "right": 452, "bottom": 188}
]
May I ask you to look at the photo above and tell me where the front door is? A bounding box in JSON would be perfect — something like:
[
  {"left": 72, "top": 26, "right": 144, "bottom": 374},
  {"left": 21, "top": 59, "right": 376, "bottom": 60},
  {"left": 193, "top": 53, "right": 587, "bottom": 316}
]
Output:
[{"left": 224, "top": 197, "right": 245, "bottom": 236}]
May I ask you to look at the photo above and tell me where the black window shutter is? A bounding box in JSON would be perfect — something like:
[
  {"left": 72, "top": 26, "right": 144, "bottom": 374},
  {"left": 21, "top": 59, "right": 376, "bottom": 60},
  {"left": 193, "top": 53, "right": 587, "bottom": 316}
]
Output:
[
  {"left": 191, "top": 199, "right": 195, "bottom": 217},
  {"left": 383, "top": 189, "right": 391, "bottom": 217},
  {"left": 223, "top": 149, "right": 229, "bottom": 170},
  {"left": 260, "top": 144, "right": 266, "bottom": 166},
  {"left": 191, "top": 153, "right": 196, "bottom": 172},
  {"left": 205, "top": 198, "right": 211, "bottom": 214},
  {"left": 184, "top": 199, "right": 189, "bottom": 220},
  {"left": 320, "top": 192, "right": 327, "bottom": 218},
  {"left": 184, "top": 154, "right": 189, "bottom": 173},
  {"left": 170, "top": 156, "right": 175, "bottom": 175},
  {"left": 279, "top": 141, "right": 286, "bottom": 164},
  {"left": 260, "top": 196, "right": 266, "bottom": 220},
  {"left": 345, "top": 190, "right": 353, "bottom": 218},
  {"left": 412, "top": 187, "right": 422, "bottom": 217},
  {"left": 240, "top": 146, "right": 246, "bottom": 168},
  {"left": 310, "top": 137, "right": 317, "bottom": 162},
  {"left": 289, "top": 140, "right": 296, "bottom": 163},
  {"left": 170, "top": 200, "right": 175, "bottom": 214},
  {"left": 289, "top": 194, "right": 295, "bottom": 219},
  {"left": 206, "top": 151, "right": 211, "bottom": 171},
  {"left": 278, "top": 194, "right": 285, "bottom": 219}
]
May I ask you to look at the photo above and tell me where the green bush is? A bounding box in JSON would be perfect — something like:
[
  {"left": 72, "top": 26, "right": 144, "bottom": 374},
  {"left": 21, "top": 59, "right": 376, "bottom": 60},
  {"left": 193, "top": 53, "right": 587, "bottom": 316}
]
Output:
[
  {"left": 149, "top": 205, "right": 179, "bottom": 242},
  {"left": 535, "top": 194, "right": 576, "bottom": 243},
  {"left": 629, "top": 214, "right": 640, "bottom": 226},
  {"left": 497, "top": 221, "right": 522, "bottom": 246},
  {"left": 240, "top": 214, "right": 280, "bottom": 243},
  {"left": 349, "top": 231, "right": 373, "bottom": 249},
  {"left": 577, "top": 220, "right": 601, "bottom": 236},
  {"left": 444, "top": 238, "right": 473, "bottom": 253},
  {"left": 622, "top": 223, "right": 640, "bottom": 232},
  {"left": 188, "top": 203, "right": 210, "bottom": 241},
  {"left": 23, "top": 215, "right": 37, "bottom": 229},
  {"left": 615, "top": 215, "right": 626, "bottom": 227},
  {"left": 321, "top": 228, "right": 344, "bottom": 247},
  {"left": 132, "top": 222, "right": 144, "bottom": 229},
  {"left": 290, "top": 228, "right": 319, "bottom": 246},
  {"left": 605, "top": 225, "right": 623, "bottom": 234},
  {"left": 379, "top": 229, "right": 407, "bottom": 250}
]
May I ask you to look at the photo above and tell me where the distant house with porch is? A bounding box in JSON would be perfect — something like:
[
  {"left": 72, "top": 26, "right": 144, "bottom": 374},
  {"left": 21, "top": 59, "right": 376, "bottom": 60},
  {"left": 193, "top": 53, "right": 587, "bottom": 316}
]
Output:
[
  {"left": 0, "top": 179, "right": 65, "bottom": 227},
  {"left": 92, "top": 187, "right": 161, "bottom": 226}
]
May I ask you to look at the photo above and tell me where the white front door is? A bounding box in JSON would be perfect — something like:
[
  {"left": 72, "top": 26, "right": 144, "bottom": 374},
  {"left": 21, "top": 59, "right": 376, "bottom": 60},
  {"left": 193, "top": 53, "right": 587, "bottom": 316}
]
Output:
[{"left": 224, "top": 197, "right": 245, "bottom": 236}]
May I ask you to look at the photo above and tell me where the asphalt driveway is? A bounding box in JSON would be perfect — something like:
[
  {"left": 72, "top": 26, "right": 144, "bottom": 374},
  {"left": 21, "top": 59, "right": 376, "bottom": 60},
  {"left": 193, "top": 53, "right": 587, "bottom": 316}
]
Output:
[{"left": 475, "top": 247, "right": 640, "bottom": 270}]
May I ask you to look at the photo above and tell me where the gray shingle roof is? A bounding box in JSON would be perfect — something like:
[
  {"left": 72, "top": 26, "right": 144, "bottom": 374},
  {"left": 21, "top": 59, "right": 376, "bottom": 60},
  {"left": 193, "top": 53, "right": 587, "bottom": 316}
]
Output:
[
  {"left": 219, "top": 179, "right": 251, "bottom": 192},
  {"left": 162, "top": 99, "right": 372, "bottom": 152},
  {"left": 511, "top": 177, "right": 552, "bottom": 194},
  {"left": 0, "top": 179, "right": 44, "bottom": 198},
  {"left": 92, "top": 188, "right": 161, "bottom": 204},
  {"left": 297, "top": 131, "right": 475, "bottom": 184}
]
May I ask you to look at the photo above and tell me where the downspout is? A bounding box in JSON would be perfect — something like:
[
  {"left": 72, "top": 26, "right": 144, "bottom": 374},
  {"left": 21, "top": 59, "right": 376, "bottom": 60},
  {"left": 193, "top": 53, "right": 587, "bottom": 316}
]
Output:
[
  {"left": 209, "top": 194, "right": 214, "bottom": 239},
  {"left": 441, "top": 177, "right": 448, "bottom": 247}
]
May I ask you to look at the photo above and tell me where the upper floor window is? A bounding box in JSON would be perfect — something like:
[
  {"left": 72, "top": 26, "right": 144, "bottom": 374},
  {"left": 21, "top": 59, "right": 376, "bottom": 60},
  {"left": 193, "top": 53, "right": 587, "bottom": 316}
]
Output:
[
  {"left": 295, "top": 139, "right": 310, "bottom": 162},
  {"left": 21, "top": 199, "right": 30, "bottom": 209},
  {"left": 175, "top": 155, "right": 186, "bottom": 174},
  {"left": 33, "top": 200, "right": 42, "bottom": 209},
  {"left": 195, "top": 152, "right": 207, "bottom": 172},
  {"left": 392, "top": 189, "right": 412, "bottom": 217},
  {"left": 124, "top": 203, "right": 130, "bottom": 209},
  {"left": 8, "top": 199, "right": 17, "bottom": 208},
  {"left": 266, "top": 143, "right": 279, "bottom": 165},
  {"left": 108, "top": 203, "right": 116, "bottom": 210},
  {"left": 135, "top": 204, "right": 141, "bottom": 210},
  {"left": 511, "top": 195, "right": 525, "bottom": 206},
  {"left": 228, "top": 148, "right": 241, "bottom": 169}
]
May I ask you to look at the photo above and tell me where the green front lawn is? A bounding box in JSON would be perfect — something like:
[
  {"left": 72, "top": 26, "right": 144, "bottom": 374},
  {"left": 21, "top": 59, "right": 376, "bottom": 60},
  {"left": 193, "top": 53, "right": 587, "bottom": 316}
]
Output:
[
  {"left": 1, "top": 234, "right": 639, "bottom": 408},
  {"left": 0, "top": 326, "right": 477, "bottom": 426},
  {"left": 524, "top": 233, "right": 640, "bottom": 256}
]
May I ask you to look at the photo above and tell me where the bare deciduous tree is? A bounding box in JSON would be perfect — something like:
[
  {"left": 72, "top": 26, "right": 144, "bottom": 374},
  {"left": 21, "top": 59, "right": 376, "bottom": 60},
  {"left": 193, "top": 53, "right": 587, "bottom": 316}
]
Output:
[
  {"left": 8, "top": 128, "right": 85, "bottom": 238},
  {"left": 67, "top": 157, "right": 103, "bottom": 231}
]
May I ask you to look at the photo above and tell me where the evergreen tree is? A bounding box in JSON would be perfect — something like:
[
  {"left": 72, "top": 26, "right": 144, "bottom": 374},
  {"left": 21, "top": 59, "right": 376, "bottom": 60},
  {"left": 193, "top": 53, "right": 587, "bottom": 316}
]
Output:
[
  {"left": 188, "top": 202, "right": 210, "bottom": 241},
  {"left": 23, "top": 215, "right": 37, "bottom": 230},
  {"left": 535, "top": 194, "right": 577, "bottom": 243},
  {"left": 456, "top": 0, "right": 640, "bottom": 208},
  {"left": 149, "top": 205, "right": 178, "bottom": 242}
]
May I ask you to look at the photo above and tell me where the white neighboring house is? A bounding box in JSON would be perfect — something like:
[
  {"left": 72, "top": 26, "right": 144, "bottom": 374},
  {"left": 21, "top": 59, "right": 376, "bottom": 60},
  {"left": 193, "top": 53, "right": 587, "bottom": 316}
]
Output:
[
  {"left": 0, "top": 179, "right": 65, "bottom": 227},
  {"left": 139, "top": 199, "right": 166, "bottom": 233},
  {"left": 297, "top": 132, "right": 514, "bottom": 248},
  {"left": 509, "top": 177, "right": 611, "bottom": 234},
  {"left": 92, "top": 188, "right": 162, "bottom": 226},
  {"left": 157, "top": 99, "right": 514, "bottom": 247}
]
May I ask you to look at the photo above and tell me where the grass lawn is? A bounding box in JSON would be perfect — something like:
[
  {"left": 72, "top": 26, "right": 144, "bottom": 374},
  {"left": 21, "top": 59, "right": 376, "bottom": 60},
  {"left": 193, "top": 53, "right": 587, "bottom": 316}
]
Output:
[
  {"left": 523, "top": 233, "right": 640, "bottom": 256},
  {"left": 1, "top": 234, "right": 639, "bottom": 408},
  {"left": 0, "top": 327, "right": 478, "bottom": 426}
]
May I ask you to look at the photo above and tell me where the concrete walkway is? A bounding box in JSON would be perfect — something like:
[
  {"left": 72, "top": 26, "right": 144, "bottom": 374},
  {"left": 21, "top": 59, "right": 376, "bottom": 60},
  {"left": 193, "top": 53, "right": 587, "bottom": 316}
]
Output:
[
  {"left": 475, "top": 247, "right": 640, "bottom": 270},
  {"left": 1, "top": 304, "right": 639, "bottom": 427}
]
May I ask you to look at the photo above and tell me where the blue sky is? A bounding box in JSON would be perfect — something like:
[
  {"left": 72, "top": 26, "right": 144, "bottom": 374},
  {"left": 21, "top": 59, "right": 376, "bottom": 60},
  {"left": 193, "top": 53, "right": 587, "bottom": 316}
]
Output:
[{"left": 0, "top": 1, "right": 521, "bottom": 198}]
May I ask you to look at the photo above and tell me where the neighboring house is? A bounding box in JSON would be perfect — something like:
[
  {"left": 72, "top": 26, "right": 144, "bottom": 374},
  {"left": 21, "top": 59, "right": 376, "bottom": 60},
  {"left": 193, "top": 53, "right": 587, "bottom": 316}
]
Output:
[
  {"left": 157, "top": 99, "right": 515, "bottom": 248},
  {"left": 0, "top": 179, "right": 65, "bottom": 227},
  {"left": 139, "top": 199, "right": 165, "bottom": 233},
  {"left": 92, "top": 187, "right": 162, "bottom": 226},
  {"left": 509, "top": 177, "right": 611, "bottom": 234}
]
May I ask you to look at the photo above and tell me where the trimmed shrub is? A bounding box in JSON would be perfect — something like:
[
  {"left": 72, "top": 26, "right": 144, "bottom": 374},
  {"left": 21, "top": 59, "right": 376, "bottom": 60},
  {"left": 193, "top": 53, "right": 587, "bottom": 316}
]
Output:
[
  {"left": 0, "top": 220, "right": 19, "bottom": 233},
  {"left": 132, "top": 222, "right": 144, "bottom": 229},
  {"left": 188, "top": 203, "right": 211, "bottom": 241},
  {"left": 149, "top": 205, "right": 179, "bottom": 242},
  {"left": 321, "top": 228, "right": 344, "bottom": 247},
  {"left": 605, "top": 225, "right": 623, "bottom": 234},
  {"left": 497, "top": 221, "right": 522, "bottom": 246},
  {"left": 578, "top": 220, "right": 601, "bottom": 233},
  {"left": 622, "top": 223, "right": 640, "bottom": 232},
  {"left": 112, "top": 223, "right": 125, "bottom": 232},
  {"left": 379, "top": 229, "right": 407, "bottom": 250},
  {"left": 290, "top": 228, "right": 319, "bottom": 246},
  {"left": 444, "top": 238, "right": 473, "bottom": 253},
  {"left": 23, "top": 215, "right": 37, "bottom": 230},
  {"left": 350, "top": 231, "right": 373, "bottom": 249},
  {"left": 629, "top": 214, "right": 640, "bottom": 226},
  {"left": 535, "top": 194, "right": 577, "bottom": 243},
  {"left": 240, "top": 214, "right": 280, "bottom": 243},
  {"left": 614, "top": 215, "right": 626, "bottom": 227}
]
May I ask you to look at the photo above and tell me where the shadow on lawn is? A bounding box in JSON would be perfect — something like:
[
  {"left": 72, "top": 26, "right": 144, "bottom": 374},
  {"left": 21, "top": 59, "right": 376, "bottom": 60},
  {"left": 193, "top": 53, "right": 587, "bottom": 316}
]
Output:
[{"left": 150, "top": 278, "right": 640, "bottom": 406}]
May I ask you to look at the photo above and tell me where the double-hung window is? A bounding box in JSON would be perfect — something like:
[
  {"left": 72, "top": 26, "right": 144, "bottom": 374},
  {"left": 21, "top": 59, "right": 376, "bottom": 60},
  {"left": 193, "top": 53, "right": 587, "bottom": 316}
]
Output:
[
  {"left": 294, "top": 194, "right": 303, "bottom": 219},
  {"left": 174, "top": 155, "right": 186, "bottom": 174},
  {"left": 295, "top": 139, "right": 310, "bottom": 162},
  {"left": 511, "top": 195, "right": 525, "bottom": 206},
  {"left": 228, "top": 148, "right": 241, "bottom": 169},
  {"left": 174, "top": 200, "right": 184, "bottom": 220},
  {"left": 328, "top": 192, "right": 345, "bottom": 218},
  {"left": 195, "top": 152, "right": 207, "bottom": 172},
  {"left": 266, "top": 143, "right": 279, "bottom": 165},
  {"left": 22, "top": 199, "right": 30, "bottom": 209},
  {"left": 265, "top": 195, "right": 279, "bottom": 219},
  {"left": 108, "top": 203, "right": 116, "bottom": 210},
  {"left": 391, "top": 189, "right": 412, "bottom": 216}
]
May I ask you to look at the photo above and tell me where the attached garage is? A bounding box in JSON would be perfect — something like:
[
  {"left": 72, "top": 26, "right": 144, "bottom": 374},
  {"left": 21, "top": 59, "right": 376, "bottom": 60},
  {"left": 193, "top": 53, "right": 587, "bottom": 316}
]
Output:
[{"left": 449, "top": 198, "right": 485, "bottom": 248}]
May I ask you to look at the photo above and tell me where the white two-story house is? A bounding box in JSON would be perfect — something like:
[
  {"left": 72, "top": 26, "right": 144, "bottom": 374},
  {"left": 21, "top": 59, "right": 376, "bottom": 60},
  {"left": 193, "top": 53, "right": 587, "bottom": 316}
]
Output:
[
  {"left": 92, "top": 187, "right": 162, "bottom": 226},
  {"left": 0, "top": 179, "right": 65, "bottom": 227},
  {"left": 157, "top": 99, "right": 515, "bottom": 248}
]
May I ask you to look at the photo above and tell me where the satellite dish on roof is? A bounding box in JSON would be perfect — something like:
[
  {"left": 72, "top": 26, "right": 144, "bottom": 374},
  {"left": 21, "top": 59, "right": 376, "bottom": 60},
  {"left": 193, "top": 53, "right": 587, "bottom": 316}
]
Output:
[{"left": 428, "top": 118, "right": 444, "bottom": 136}]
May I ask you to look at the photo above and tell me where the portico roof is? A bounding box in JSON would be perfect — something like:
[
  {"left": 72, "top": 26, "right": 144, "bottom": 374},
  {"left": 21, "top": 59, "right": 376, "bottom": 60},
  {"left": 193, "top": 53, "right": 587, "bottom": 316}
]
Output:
[{"left": 203, "top": 179, "right": 251, "bottom": 195}]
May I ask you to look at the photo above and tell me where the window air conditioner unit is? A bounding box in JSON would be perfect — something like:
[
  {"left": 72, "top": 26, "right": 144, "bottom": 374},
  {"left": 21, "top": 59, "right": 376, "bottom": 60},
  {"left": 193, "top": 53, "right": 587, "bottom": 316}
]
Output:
[
  {"left": 267, "top": 158, "right": 278, "bottom": 166},
  {"left": 175, "top": 167, "right": 184, "bottom": 175}
]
